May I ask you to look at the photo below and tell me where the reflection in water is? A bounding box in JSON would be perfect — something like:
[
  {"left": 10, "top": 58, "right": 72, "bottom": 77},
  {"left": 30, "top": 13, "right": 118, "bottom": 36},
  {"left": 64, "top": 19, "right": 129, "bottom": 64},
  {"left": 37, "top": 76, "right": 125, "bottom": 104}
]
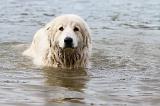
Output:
[
  {"left": 43, "top": 67, "right": 89, "bottom": 92},
  {"left": 42, "top": 68, "right": 89, "bottom": 104}
]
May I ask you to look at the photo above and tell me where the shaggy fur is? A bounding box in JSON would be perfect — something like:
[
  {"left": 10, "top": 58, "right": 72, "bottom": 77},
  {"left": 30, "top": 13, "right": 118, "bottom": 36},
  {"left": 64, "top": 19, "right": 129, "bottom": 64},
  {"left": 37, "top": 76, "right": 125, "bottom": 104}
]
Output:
[{"left": 23, "top": 14, "right": 91, "bottom": 68}]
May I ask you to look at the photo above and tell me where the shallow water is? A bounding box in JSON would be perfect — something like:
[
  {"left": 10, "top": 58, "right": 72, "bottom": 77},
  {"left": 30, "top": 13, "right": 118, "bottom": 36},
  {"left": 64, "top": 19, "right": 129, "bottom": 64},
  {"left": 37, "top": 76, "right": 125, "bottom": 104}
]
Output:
[{"left": 1, "top": 0, "right": 160, "bottom": 106}]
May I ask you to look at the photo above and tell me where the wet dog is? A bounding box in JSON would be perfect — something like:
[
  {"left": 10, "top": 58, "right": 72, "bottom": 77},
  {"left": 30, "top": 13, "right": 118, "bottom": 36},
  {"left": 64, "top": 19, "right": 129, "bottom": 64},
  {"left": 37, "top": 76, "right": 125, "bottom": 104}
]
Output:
[{"left": 23, "top": 14, "right": 91, "bottom": 68}]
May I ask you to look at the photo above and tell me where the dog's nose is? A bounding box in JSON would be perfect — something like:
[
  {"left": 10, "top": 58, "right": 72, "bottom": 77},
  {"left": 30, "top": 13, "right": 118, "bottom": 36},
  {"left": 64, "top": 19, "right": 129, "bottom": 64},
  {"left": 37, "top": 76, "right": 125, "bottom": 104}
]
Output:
[
  {"left": 64, "top": 37, "right": 73, "bottom": 44},
  {"left": 64, "top": 37, "right": 73, "bottom": 48},
  {"left": 64, "top": 37, "right": 73, "bottom": 43}
]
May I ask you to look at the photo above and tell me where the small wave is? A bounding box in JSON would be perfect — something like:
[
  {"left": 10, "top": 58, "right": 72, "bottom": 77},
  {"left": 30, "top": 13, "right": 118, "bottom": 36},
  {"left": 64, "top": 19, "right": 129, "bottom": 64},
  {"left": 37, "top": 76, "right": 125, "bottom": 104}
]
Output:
[
  {"left": 43, "top": 13, "right": 55, "bottom": 17},
  {"left": 121, "top": 23, "right": 160, "bottom": 30}
]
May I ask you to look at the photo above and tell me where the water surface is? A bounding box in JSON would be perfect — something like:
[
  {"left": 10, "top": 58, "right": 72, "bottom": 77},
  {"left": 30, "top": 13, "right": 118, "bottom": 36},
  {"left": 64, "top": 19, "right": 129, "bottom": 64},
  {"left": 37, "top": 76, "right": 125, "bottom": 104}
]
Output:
[{"left": 0, "top": 0, "right": 160, "bottom": 106}]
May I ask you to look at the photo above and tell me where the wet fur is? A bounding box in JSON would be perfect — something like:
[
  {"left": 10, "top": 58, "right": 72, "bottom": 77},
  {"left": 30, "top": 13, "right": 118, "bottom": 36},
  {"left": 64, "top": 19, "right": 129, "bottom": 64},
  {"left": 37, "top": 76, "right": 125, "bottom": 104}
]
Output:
[{"left": 23, "top": 14, "right": 91, "bottom": 68}]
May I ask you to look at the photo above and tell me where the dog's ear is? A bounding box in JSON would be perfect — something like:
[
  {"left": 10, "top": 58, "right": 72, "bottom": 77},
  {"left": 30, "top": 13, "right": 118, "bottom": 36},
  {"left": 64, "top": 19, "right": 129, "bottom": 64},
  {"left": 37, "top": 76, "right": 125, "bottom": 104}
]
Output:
[
  {"left": 80, "top": 23, "right": 91, "bottom": 48},
  {"left": 45, "top": 22, "right": 57, "bottom": 47}
]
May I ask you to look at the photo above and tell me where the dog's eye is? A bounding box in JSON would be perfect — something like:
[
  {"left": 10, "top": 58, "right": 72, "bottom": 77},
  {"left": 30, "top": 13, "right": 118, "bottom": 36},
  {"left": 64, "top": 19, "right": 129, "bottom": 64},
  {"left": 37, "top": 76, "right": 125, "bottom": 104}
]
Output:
[
  {"left": 74, "top": 27, "right": 79, "bottom": 32},
  {"left": 59, "top": 27, "right": 64, "bottom": 31}
]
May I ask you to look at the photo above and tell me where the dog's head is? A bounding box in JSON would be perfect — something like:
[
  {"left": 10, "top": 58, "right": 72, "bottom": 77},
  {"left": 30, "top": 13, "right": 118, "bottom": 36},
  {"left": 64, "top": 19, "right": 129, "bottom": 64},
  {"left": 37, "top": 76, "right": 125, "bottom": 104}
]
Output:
[{"left": 46, "top": 14, "right": 91, "bottom": 50}]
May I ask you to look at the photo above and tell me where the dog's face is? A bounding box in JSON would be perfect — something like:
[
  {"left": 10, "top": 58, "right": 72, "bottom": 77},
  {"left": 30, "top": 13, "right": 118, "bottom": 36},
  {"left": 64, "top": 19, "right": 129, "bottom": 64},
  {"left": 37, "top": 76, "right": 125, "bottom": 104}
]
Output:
[
  {"left": 56, "top": 23, "right": 81, "bottom": 49},
  {"left": 47, "top": 15, "right": 91, "bottom": 50}
]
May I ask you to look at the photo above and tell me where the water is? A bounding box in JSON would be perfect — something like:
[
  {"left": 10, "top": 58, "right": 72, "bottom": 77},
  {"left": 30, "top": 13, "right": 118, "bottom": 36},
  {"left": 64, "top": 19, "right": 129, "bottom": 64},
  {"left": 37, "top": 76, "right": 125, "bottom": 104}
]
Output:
[{"left": 0, "top": 0, "right": 160, "bottom": 106}]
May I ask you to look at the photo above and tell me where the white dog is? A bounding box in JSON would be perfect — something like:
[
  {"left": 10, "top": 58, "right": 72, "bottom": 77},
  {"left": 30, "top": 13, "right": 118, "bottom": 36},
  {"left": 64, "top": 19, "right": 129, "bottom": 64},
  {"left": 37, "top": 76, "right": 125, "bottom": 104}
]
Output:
[{"left": 23, "top": 14, "right": 91, "bottom": 68}]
